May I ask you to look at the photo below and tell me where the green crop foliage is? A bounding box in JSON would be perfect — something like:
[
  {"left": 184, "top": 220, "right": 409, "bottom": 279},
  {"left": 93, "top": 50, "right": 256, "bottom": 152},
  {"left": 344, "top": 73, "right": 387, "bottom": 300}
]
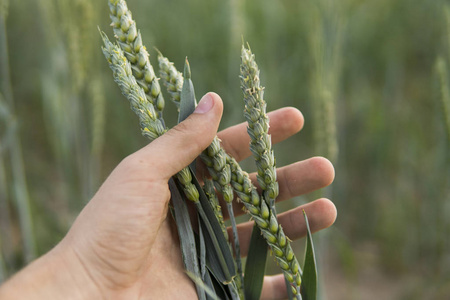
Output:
[{"left": 0, "top": 0, "right": 448, "bottom": 298}]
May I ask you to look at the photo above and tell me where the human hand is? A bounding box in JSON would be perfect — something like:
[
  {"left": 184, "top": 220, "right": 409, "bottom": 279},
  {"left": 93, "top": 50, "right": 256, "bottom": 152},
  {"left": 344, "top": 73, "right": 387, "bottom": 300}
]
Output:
[{"left": 0, "top": 92, "right": 336, "bottom": 300}]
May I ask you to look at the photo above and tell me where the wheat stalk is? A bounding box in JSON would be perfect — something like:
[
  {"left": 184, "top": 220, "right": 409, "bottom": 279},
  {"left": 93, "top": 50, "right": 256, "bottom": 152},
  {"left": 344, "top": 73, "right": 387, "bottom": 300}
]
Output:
[
  {"left": 436, "top": 56, "right": 450, "bottom": 143},
  {"left": 0, "top": 0, "right": 8, "bottom": 19},
  {"left": 108, "top": 0, "right": 165, "bottom": 119}
]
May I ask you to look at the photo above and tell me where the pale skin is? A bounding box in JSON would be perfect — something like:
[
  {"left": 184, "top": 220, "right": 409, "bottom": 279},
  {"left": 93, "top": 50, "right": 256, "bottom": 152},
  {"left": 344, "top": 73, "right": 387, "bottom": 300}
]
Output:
[{"left": 0, "top": 92, "right": 337, "bottom": 300}]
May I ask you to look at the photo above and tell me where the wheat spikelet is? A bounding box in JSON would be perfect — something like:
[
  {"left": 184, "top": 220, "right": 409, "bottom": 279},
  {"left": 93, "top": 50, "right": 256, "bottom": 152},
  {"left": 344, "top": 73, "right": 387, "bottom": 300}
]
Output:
[
  {"left": 108, "top": 0, "right": 165, "bottom": 119},
  {"left": 240, "top": 45, "right": 279, "bottom": 211},
  {"left": 203, "top": 179, "right": 227, "bottom": 237},
  {"left": 157, "top": 51, "right": 183, "bottom": 108},
  {"left": 200, "top": 137, "right": 234, "bottom": 203}
]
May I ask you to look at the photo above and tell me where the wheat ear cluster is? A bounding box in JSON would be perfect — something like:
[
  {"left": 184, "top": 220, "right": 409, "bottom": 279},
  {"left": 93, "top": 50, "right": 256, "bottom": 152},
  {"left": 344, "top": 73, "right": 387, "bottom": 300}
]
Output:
[
  {"left": 101, "top": 34, "right": 200, "bottom": 203},
  {"left": 240, "top": 45, "right": 279, "bottom": 210},
  {"left": 155, "top": 52, "right": 236, "bottom": 205},
  {"left": 155, "top": 54, "right": 300, "bottom": 294},
  {"left": 157, "top": 52, "right": 183, "bottom": 108},
  {"left": 105, "top": 2, "right": 208, "bottom": 207},
  {"left": 108, "top": 0, "right": 165, "bottom": 118}
]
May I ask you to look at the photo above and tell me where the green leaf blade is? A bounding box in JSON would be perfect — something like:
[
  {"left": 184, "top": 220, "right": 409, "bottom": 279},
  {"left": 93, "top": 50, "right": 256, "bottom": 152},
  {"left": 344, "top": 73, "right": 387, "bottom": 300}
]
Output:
[
  {"left": 178, "top": 58, "right": 197, "bottom": 172},
  {"left": 178, "top": 57, "right": 197, "bottom": 124},
  {"left": 244, "top": 225, "right": 267, "bottom": 300},
  {"left": 190, "top": 169, "right": 237, "bottom": 285},
  {"left": 301, "top": 210, "right": 318, "bottom": 300},
  {"left": 169, "top": 179, "right": 206, "bottom": 300}
]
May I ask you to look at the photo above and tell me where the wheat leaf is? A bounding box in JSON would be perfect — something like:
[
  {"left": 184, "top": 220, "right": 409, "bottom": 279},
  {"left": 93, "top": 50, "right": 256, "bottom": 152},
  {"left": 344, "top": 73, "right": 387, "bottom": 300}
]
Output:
[
  {"left": 199, "top": 214, "right": 207, "bottom": 281},
  {"left": 179, "top": 57, "right": 197, "bottom": 123},
  {"left": 301, "top": 210, "right": 317, "bottom": 300},
  {"left": 186, "top": 271, "right": 221, "bottom": 300},
  {"left": 179, "top": 58, "right": 197, "bottom": 172},
  {"left": 190, "top": 168, "right": 237, "bottom": 285},
  {"left": 169, "top": 179, "right": 206, "bottom": 300},
  {"left": 244, "top": 225, "right": 267, "bottom": 300}
]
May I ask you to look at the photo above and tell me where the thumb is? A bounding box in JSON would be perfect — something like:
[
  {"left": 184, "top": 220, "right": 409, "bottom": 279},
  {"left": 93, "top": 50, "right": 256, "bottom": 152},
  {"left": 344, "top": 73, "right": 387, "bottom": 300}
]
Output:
[{"left": 137, "top": 92, "right": 223, "bottom": 179}]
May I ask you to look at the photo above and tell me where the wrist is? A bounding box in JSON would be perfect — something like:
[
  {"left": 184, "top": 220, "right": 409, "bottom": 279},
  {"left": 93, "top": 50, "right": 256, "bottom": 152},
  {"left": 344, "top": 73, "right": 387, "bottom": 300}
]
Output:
[{"left": 0, "top": 242, "right": 103, "bottom": 300}]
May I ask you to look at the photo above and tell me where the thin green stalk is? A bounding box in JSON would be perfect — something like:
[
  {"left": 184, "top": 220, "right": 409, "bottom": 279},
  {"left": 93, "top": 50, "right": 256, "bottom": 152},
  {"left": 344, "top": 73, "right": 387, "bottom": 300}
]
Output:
[
  {"left": 436, "top": 57, "right": 450, "bottom": 142},
  {"left": 0, "top": 143, "right": 8, "bottom": 277},
  {"left": 89, "top": 76, "right": 106, "bottom": 194},
  {"left": 196, "top": 202, "right": 232, "bottom": 282},
  {"left": 0, "top": 96, "right": 14, "bottom": 275},
  {"left": 226, "top": 202, "right": 244, "bottom": 292},
  {"left": 0, "top": 234, "right": 5, "bottom": 283},
  {"left": 0, "top": 149, "right": 10, "bottom": 280},
  {"left": 308, "top": 0, "right": 342, "bottom": 165},
  {"left": 0, "top": 14, "right": 36, "bottom": 263},
  {"left": 0, "top": 0, "right": 8, "bottom": 19}
]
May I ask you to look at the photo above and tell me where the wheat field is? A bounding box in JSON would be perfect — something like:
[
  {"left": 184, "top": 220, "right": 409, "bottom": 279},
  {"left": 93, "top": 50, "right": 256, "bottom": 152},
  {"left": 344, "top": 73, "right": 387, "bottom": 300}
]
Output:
[{"left": 1, "top": 0, "right": 449, "bottom": 299}]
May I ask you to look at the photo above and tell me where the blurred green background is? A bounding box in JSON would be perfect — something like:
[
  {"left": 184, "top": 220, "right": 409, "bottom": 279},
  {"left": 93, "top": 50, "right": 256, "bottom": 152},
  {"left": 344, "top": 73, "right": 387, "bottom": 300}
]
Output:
[{"left": 1, "top": 0, "right": 450, "bottom": 299}]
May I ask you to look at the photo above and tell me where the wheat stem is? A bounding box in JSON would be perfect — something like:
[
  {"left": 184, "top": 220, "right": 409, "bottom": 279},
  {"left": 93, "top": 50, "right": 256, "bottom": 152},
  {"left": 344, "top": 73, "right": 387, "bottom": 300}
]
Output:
[
  {"left": 0, "top": 14, "right": 36, "bottom": 264},
  {"left": 436, "top": 57, "right": 450, "bottom": 143}
]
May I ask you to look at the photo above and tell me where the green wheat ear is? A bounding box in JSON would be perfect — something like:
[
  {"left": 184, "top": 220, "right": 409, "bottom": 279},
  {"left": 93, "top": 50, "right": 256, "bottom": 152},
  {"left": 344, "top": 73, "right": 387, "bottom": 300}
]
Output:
[
  {"left": 108, "top": 0, "right": 165, "bottom": 119},
  {"left": 227, "top": 155, "right": 302, "bottom": 297},
  {"left": 240, "top": 44, "right": 279, "bottom": 211},
  {"left": 157, "top": 50, "right": 183, "bottom": 108},
  {"left": 100, "top": 32, "right": 166, "bottom": 141},
  {"left": 239, "top": 43, "right": 302, "bottom": 298}
]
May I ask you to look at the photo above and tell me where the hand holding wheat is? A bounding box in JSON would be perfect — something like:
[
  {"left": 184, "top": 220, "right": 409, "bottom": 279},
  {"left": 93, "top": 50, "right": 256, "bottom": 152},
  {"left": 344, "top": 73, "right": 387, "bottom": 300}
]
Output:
[{"left": 0, "top": 92, "right": 336, "bottom": 299}]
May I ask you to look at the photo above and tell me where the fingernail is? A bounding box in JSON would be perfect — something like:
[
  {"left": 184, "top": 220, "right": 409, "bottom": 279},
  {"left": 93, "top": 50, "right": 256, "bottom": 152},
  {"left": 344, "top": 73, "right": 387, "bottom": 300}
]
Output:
[{"left": 194, "top": 93, "right": 214, "bottom": 114}]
